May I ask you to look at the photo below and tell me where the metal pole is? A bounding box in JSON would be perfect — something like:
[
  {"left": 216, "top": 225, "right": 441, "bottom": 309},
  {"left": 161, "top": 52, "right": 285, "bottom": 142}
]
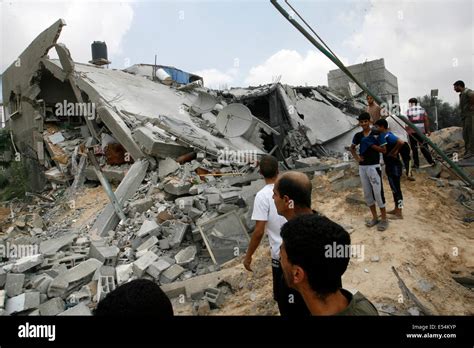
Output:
[
  {"left": 270, "top": 0, "right": 473, "bottom": 187},
  {"left": 434, "top": 98, "right": 439, "bottom": 131}
]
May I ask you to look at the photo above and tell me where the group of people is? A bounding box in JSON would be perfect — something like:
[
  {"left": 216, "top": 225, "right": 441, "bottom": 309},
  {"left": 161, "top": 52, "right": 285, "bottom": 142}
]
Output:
[
  {"left": 93, "top": 80, "right": 473, "bottom": 317},
  {"left": 244, "top": 156, "right": 378, "bottom": 316}
]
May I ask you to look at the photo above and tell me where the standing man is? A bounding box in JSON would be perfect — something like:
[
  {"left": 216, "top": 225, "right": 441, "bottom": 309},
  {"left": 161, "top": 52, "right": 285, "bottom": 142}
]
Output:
[
  {"left": 405, "top": 98, "right": 436, "bottom": 168},
  {"left": 374, "top": 119, "right": 405, "bottom": 219},
  {"left": 453, "top": 80, "right": 474, "bottom": 159},
  {"left": 350, "top": 112, "right": 389, "bottom": 232},
  {"left": 243, "top": 156, "right": 308, "bottom": 316},
  {"left": 279, "top": 214, "right": 379, "bottom": 316},
  {"left": 366, "top": 95, "right": 382, "bottom": 123},
  {"left": 271, "top": 171, "right": 319, "bottom": 315}
]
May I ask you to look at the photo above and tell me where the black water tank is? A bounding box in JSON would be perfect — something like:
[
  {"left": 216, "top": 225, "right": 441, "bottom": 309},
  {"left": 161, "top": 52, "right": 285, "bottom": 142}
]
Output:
[{"left": 91, "top": 41, "right": 108, "bottom": 61}]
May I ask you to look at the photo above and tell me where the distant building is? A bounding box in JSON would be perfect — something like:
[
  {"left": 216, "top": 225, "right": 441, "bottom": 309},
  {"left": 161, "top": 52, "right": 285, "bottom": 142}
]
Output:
[{"left": 328, "top": 58, "right": 399, "bottom": 105}]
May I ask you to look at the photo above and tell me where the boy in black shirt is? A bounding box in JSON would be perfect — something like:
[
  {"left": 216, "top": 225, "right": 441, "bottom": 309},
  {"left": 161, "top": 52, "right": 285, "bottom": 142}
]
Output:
[{"left": 350, "top": 112, "right": 389, "bottom": 231}]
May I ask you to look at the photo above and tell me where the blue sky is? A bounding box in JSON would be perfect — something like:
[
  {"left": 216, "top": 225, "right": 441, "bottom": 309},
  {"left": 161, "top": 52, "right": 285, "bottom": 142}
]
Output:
[
  {"left": 112, "top": 0, "right": 369, "bottom": 81},
  {"left": 1, "top": 0, "right": 472, "bottom": 105}
]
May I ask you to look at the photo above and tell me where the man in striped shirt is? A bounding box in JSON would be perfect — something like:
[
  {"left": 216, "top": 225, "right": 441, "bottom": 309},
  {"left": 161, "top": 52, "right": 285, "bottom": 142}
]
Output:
[{"left": 405, "top": 98, "right": 435, "bottom": 168}]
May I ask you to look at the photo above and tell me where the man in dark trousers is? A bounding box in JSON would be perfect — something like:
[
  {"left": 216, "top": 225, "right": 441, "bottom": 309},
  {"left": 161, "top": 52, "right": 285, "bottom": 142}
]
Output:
[
  {"left": 375, "top": 119, "right": 405, "bottom": 219},
  {"left": 453, "top": 80, "right": 474, "bottom": 160}
]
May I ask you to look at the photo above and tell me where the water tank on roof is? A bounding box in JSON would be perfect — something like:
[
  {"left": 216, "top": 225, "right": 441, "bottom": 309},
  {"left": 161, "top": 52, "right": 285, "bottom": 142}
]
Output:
[{"left": 90, "top": 41, "right": 111, "bottom": 66}]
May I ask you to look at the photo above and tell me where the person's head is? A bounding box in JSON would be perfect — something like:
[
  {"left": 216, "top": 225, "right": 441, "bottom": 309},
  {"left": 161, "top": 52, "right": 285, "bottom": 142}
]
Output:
[
  {"left": 408, "top": 97, "right": 418, "bottom": 106},
  {"left": 357, "top": 112, "right": 371, "bottom": 130},
  {"left": 374, "top": 118, "right": 389, "bottom": 132},
  {"left": 453, "top": 80, "right": 465, "bottom": 93},
  {"left": 280, "top": 214, "right": 350, "bottom": 298},
  {"left": 366, "top": 95, "right": 375, "bottom": 105},
  {"left": 94, "top": 279, "right": 174, "bottom": 317},
  {"left": 273, "top": 171, "right": 312, "bottom": 217},
  {"left": 258, "top": 155, "right": 279, "bottom": 179}
]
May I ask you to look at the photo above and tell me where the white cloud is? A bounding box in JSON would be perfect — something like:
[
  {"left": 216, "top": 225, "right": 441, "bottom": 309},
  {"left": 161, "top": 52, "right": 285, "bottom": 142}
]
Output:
[
  {"left": 343, "top": 0, "right": 473, "bottom": 105},
  {"left": 0, "top": 0, "right": 134, "bottom": 72},
  {"left": 244, "top": 49, "right": 343, "bottom": 86},
  {"left": 193, "top": 68, "right": 237, "bottom": 89}
]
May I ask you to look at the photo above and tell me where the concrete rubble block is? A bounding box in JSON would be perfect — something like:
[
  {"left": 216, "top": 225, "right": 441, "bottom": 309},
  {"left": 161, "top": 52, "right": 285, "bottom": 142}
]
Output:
[
  {"left": 175, "top": 196, "right": 194, "bottom": 213},
  {"left": 204, "top": 287, "right": 225, "bottom": 309},
  {"left": 174, "top": 246, "right": 197, "bottom": 266},
  {"left": 188, "top": 207, "right": 203, "bottom": 220},
  {"left": 63, "top": 258, "right": 103, "bottom": 284},
  {"left": 206, "top": 193, "right": 221, "bottom": 208},
  {"left": 32, "top": 274, "right": 54, "bottom": 294},
  {"left": 137, "top": 236, "right": 159, "bottom": 253},
  {"left": 161, "top": 268, "right": 234, "bottom": 300},
  {"left": 0, "top": 290, "right": 5, "bottom": 309},
  {"left": 220, "top": 192, "right": 241, "bottom": 204},
  {"left": 146, "top": 258, "right": 172, "bottom": 279},
  {"left": 164, "top": 179, "right": 192, "bottom": 196},
  {"left": 38, "top": 297, "right": 65, "bottom": 316},
  {"left": 160, "top": 264, "right": 185, "bottom": 284},
  {"left": 169, "top": 221, "right": 189, "bottom": 248},
  {"left": 58, "top": 302, "right": 92, "bottom": 316},
  {"left": 132, "top": 126, "right": 190, "bottom": 159},
  {"left": 158, "top": 158, "right": 181, "bottom": 178},
  {"left": 47, "top": 277, "right": 69, "bottom": 298},
  {"left": 133, "top": 251, "right": 159, "bottom": 277},
  {"left": 5, "top": 273, "right": 26, "bottom": 297},
  {"left": 136, "top": 219, "right": 160, "bottom": 238},
  {"left": 295, "top": 157, "right": 322, "bottom": 169},
  {"left": 88, "top": 242, "right": 120, "bottom": 266},
  {"left": 217, "top": 204, "right": 239, "bottom": 214},
  {"left": 40, "top": 233, "right": 77, "bottom": 256},
  {"left": 115, "top": 264, "right": 134, "bottom": 285},
  {"left": 97, "top": 275, "right": 116, "bottom": 302},
  {"left": 129, "top": 197, "right": 154, "bottom": 214},
  {"left": 5, "top": 292, "right": 41, "bottom": 315},
  {"left": 159, "top": 238, "right": 171, "bottom": 250}
]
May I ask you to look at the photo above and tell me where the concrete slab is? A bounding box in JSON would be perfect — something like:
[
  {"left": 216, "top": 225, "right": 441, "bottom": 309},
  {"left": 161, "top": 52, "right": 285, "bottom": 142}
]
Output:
[
  {"left": 174, "top": 246, "right": 197, "bottom": 265},
  {"left": 5, "top": 292, "right": 41, "bottom": 315},
  {"left": 158, "top": 158, "right": 181, "bottom": 178},
  {"left": 160, "top": 264, "right": 185, "bottom": 283},
  {"left": 5, "top": 273, "right": 25, "bottom": 297},
  {"left": 40, "top": 233, "right": 77, "bottom": 256},
  {"left": 38, "top": 297, "right": 65, "bottom": 316},
  {"left": 136, "top": 219, "right": 160, "bottom": 238},
  {"left": 12, "top": 254, "right": 44, "bottom": 273},
  {"left": 90, "top": 159, "right": 149, "bottom": 238},
  {"left": 133, "top": 251, "right": 158, "bottom": 277}
]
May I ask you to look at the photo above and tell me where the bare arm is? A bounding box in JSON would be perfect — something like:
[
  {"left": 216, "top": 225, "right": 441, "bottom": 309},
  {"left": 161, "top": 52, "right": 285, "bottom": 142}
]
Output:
[
  {"left": 371, "top": 144, "right": 387, "bottom": 154},
  {"left": 243, "top": 220, "right": 266, "bottom": 271},
  {"left": 350, "top": 144, "right": 362, "bottom": 162},
  {"left": 388, "top": 139, "right": 405, "bottom": 157}
]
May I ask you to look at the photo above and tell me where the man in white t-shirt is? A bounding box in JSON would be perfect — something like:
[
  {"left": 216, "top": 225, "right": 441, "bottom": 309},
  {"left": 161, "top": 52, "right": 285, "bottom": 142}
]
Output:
[{"left": 243, "top": 155, "right": 288, "bottom": 313}]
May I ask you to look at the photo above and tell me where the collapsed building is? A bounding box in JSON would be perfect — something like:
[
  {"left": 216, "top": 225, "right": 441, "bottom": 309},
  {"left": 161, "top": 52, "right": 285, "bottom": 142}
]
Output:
[{"left": 0, "top": 19, "right": 375, "bottom": 315}]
